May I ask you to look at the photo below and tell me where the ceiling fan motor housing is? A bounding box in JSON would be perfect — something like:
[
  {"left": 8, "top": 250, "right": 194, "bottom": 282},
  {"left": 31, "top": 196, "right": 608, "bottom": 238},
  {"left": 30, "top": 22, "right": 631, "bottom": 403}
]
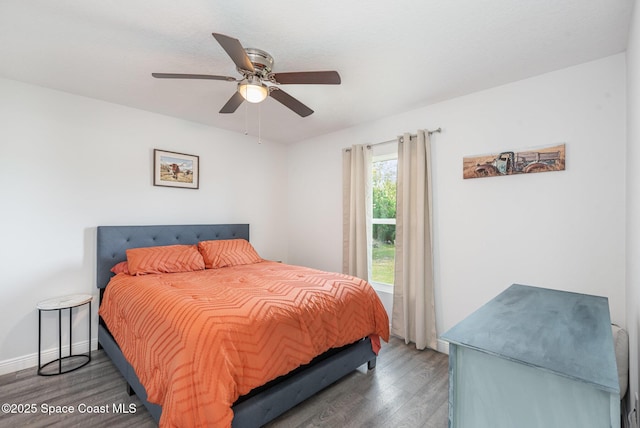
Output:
[{"left": 242, "top": 48, "right": 274, "bottom": 77}]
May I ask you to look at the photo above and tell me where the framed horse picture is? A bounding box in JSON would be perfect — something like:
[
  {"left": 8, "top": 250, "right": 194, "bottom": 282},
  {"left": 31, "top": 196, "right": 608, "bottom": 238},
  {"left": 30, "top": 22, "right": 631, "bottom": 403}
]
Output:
[{"left": 153, "top": 149, "right": 199, "bottom": 189}]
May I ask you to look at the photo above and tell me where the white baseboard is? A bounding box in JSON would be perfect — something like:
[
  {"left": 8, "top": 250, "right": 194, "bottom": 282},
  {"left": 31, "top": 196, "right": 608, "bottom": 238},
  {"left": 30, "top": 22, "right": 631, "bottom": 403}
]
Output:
[
  {"left": 388, "top": 331, "right": 450, "bottom": 355},
  {"left": 437, "top": 338, "right": 450, "bottom": 355},
  {"left": 0, "top": 338, "right": 98, "bottom": 376}
]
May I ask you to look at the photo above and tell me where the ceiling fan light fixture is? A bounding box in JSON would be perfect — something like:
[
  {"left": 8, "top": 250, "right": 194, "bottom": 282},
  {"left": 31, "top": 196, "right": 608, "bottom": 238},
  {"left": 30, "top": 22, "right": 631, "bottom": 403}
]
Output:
[{"left": 238, "top": 77, "right": 268, "bottom": 103}]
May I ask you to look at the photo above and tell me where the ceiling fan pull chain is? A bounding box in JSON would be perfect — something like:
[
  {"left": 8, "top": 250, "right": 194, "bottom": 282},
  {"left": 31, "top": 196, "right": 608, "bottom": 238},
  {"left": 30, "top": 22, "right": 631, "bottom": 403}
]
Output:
[
  {"left": 244, "top": 101, "right": 248, "bottom": 135},
  {"left": 258, "top": 103, "right": 262, "bottom": 144}
]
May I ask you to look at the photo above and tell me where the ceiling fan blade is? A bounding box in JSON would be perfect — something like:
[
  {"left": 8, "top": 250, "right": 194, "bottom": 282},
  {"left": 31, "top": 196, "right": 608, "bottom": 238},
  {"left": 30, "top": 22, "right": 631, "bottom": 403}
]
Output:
[
  {"left": 269, "top": 88, "right": 314, "bottom": 117},
  {"left": 219, "top": 91, "right": 244, "bottom": 114},
  {"left": 271, "top": 71, "right": 341, "bottom": 85},
  {"left": 212, "top": 33, "right": 254, "bottom": 73},
  {"left": 152, "top": 73, "right": 237, "bottom": 81}
]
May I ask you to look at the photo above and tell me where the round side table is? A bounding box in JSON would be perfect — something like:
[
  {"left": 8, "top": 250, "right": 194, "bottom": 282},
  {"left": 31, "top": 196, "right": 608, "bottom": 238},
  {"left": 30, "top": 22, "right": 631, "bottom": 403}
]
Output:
[{"left": 37, "top": 294, "right": 92, "bottom": 376}]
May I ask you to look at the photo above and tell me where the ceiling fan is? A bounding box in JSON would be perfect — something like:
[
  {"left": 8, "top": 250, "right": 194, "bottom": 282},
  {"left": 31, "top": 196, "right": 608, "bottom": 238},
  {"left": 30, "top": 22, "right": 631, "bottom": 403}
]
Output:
[{"left": 152, "top": 33, "right": 341, "bottom": 118}]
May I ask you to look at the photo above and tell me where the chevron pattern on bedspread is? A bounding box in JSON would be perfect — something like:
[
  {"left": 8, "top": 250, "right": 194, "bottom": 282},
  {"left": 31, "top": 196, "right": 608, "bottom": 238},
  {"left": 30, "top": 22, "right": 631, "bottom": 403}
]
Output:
[{"left": 99, "top": 261, "right": 389, "bottom": 427}]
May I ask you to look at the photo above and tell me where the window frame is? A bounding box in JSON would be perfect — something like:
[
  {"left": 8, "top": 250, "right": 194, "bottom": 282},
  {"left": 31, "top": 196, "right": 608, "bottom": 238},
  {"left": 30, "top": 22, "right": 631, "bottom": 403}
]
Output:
[{"left": 370, "top": 146, "right": 397, "bottom": 294}]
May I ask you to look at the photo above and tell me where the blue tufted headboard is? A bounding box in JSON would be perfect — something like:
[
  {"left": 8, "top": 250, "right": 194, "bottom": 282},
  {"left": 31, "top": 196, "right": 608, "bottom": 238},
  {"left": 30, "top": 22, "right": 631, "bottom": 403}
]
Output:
[{"left": 96, "top": 224, "right": 250, "bottom": 291}]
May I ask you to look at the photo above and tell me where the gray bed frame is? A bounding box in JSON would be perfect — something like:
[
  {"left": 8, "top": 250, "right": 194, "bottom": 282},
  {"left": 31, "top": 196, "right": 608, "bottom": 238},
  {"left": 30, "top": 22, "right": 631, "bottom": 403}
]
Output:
[{"left": 96, "top": 224, "right": 377, "bottom": 427}]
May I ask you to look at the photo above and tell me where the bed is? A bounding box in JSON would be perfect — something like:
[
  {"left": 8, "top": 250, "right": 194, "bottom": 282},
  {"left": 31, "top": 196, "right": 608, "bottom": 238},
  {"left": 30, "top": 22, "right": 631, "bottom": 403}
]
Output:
[{"left": 96, "top": 224, "right": 389, "bottom": 427}]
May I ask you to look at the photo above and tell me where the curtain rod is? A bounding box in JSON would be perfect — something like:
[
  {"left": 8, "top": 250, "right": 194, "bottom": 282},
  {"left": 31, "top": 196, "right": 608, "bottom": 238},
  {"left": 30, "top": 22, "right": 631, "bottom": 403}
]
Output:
[{"left": 350, "top": 127, "right": 442, "bottom": 150}]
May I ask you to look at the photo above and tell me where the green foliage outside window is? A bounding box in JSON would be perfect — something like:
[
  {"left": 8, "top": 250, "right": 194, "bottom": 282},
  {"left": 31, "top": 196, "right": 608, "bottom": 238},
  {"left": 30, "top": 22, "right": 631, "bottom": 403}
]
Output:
[
  {"left": 372, "top": 159, "right": 397, "bottom": 243},
  {"left": 372, "top": 159, "right": 397, "bottom": 285}
]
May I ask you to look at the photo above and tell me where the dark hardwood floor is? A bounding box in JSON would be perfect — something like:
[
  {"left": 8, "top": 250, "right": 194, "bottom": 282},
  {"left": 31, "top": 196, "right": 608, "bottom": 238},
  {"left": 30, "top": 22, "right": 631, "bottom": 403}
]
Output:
[{"left": 0, "top": 336, "right": 448, "bottom": 427}]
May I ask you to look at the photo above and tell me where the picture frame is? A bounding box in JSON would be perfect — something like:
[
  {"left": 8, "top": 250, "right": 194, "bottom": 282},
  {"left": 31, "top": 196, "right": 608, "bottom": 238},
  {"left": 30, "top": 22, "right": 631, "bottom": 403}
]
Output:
[{"left": 153, "top": 149, "right": 199, "bottom": 189}]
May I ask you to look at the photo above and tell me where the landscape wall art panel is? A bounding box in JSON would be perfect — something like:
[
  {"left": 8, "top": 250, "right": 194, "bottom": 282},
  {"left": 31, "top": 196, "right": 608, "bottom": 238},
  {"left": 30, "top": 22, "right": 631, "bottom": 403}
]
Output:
[{"left": 463, "top": 143, "right": 565, "bottom": 180}]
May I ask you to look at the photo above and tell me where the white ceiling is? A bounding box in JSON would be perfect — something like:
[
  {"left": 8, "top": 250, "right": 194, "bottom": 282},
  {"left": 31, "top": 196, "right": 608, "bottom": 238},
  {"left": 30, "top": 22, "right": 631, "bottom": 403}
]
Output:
[{"left": 0, "top": 1, "right": 634, "bottom": 144}]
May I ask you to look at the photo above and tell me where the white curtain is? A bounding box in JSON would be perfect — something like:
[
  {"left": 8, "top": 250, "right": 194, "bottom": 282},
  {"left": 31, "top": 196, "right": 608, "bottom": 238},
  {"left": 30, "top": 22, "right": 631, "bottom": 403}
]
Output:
[
  {"left": 392, "top": 131, "right": 437, "bottom": 350},
  {"left": 342, "top": 144, "right": 372, "bottom": 280}
]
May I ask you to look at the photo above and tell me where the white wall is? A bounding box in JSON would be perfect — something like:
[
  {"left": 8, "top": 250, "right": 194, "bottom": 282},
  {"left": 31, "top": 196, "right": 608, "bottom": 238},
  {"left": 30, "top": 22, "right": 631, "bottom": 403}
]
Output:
[
  {"left": 626, "top": 0, "right": 640, "bottom": 412},
  {"left": 0, "top": 52, "right": 629, "bottom": 376},
  {"left": 0, "top": 78, "right": 288, "bottom": 374},
  {"left": 287, "top": 54, "right": 627, "bottom": 351}
]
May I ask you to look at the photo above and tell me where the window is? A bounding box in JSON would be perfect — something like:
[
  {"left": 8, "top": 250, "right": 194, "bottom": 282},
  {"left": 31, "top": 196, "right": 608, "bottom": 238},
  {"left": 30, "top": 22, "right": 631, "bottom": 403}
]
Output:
[{"left": 371, "top": 149, "right": 397, "bottom": 290}]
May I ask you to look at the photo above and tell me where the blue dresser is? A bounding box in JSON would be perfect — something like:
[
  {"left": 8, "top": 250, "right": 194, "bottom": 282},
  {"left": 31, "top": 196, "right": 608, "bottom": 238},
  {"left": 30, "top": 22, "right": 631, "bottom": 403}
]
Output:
[{"left": 441, "top": 284, "right": 620, "bottom": 428}]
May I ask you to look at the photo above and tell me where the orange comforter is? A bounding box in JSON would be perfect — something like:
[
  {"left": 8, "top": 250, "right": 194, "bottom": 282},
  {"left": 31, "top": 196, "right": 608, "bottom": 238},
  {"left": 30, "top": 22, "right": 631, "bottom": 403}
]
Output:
[{"left": 99, "top": 261, "right": 389, "bottom": 427}]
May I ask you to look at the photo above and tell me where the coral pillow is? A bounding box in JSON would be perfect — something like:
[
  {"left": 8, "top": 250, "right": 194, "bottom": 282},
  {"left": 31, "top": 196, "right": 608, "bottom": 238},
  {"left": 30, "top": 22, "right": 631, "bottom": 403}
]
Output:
[
  {"left": 198, "top": 239, "right": 262, "bottom": 269},
  {"left": 110, "top": 261, "right": 130, "bottom": 275},
  {"left": 126, "top": 244, "right": 205, "bottom": 275}
]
